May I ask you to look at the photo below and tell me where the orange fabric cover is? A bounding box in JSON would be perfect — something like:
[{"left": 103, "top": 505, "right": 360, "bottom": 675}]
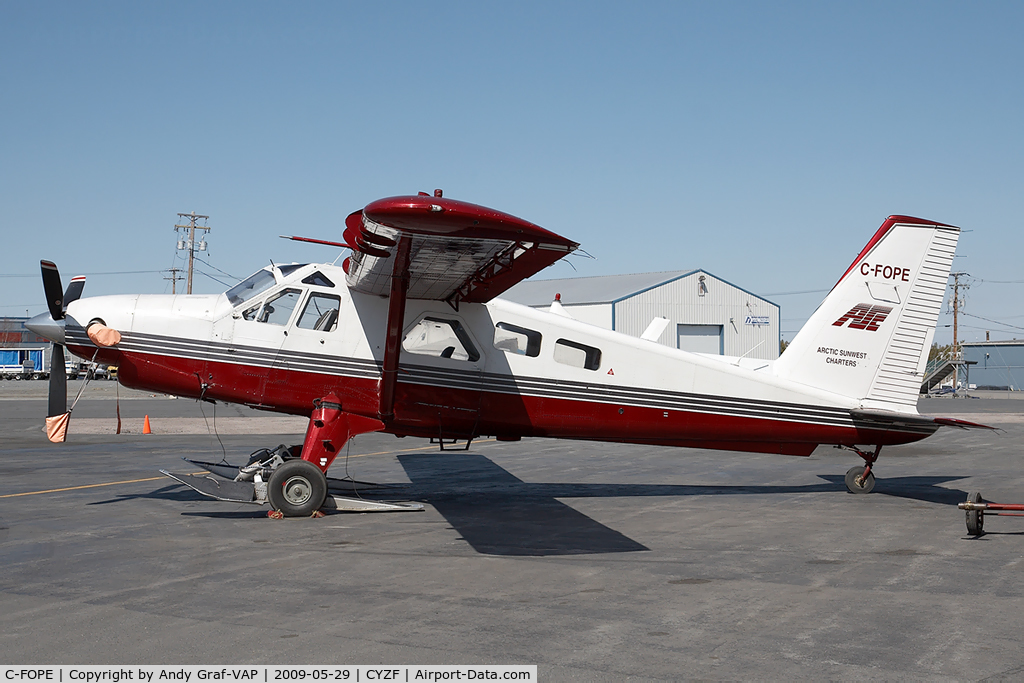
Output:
[
  {"left": 87, "top": 325, "right": 122, "bottom": 347},
  {"left": 46, "top": 413, "right": 70, "bottom": 443}
]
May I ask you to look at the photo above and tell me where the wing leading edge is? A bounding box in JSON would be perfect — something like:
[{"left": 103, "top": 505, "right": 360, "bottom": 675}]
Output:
[{"left": 342, "top": 194, "right": 578, "bottom": 309}]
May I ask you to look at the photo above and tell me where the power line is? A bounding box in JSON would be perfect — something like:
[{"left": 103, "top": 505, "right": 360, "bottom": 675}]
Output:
[
  {"left": 193, "top": 256, "right": 238, "bottom": 281},
  {"left": 961, "top": 312, "right": 1024, "bottom": 332},
  {"left": 192, "top": 268, "right": 232, "bottom": 288},
  {"left": 0, "top": 270, "right": 163, "bottom": 278}
]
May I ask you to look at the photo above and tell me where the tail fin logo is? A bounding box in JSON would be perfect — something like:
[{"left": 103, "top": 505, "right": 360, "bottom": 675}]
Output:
[{"left": 832, "top": 303, "right": 893, "bottom": 331}]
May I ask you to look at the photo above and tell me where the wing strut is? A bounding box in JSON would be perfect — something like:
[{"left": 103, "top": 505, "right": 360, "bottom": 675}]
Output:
[{"left": 378, "top": 235, "right": 413, "bottom": 423}]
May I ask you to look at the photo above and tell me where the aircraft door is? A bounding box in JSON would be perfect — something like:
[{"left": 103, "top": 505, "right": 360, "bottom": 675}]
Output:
[
  {"left": 399, "top": 313, "right": 485, "bottom": 439},
  {"left": 227, "top": 287, "right": 304, "bottom": 406},
  {"left": 266, "top": 290, "right": 344, "bottom": 411}
]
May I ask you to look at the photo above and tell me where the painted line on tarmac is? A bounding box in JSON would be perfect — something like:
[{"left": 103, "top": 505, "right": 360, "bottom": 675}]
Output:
[
  {"left": 0, "top": 439, "right": 497, "bottom": 499},
  {"left": 0, "top": 476, "right": 166, "bottom": 498}
]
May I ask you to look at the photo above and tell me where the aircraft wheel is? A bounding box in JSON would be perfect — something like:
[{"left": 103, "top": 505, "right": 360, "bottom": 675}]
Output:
[
  {"left": 267, "top": 459, "right": 327, "bottom": 517},
  {"left": 966, "top": 492, "right": 985, "bottom": 536},
  {"left": 845, "top": 465, "right": 875, "bottom": 494}
]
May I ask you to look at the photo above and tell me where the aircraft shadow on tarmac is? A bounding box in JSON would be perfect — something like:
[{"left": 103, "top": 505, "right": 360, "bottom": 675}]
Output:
[
  {"left": 89, "top": 483, "right": 269, "bottom": 518},
  {"left": 110, "top": 453, "right": 974, "bottom": 556},
  {"left": 389, "top": 453, "right": 974, "bottom": 556}
]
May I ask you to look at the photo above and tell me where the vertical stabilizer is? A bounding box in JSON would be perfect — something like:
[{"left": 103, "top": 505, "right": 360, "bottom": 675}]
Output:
[{"left": 775, "top": 216, "right": 960, "bottom": 411}]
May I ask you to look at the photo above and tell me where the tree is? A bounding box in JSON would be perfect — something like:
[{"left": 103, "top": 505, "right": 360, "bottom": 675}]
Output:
[{"left": 929, "top": 342, "right": 955, "bottom": 362}]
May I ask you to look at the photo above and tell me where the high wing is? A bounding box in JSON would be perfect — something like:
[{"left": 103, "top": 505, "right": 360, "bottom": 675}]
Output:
[{"left": 341, "top": 193, "right": 578, "bottom": 309}]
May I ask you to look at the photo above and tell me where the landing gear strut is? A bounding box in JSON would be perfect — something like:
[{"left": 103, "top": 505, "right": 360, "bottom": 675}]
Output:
[{"left": 842, "top": 445, "right": 881, "bottom": 494}]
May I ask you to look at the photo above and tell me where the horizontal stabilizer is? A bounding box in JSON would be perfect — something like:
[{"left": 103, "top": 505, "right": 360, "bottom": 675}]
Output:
[
  {"left": 850, "top": 409, "right": 995, "bottom": 432},
  {"left": 931, "top": 416, "right": 997, "bottom": 430}
]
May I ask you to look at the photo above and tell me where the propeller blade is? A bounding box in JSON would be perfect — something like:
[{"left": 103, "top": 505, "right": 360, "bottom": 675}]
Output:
[
  {"left": 48, "top": 343, "right": 67, "bottom": 418},
  {"left": 63, "top": 275, "right": 87, "bottom": 310},
  {"left": 41, "top": 260, "right": 64, "bottom": 321}
]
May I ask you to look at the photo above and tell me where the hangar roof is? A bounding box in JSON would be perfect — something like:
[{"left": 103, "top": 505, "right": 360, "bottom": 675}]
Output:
[
  {"left": 962, "top": 340, "right": 1024, "bottom": 347},
  {"left": 503, "top": 270, "right": 700, "bottom": 306},
  {"left": 503, "top": 269, "right": 779, "bottom": 308}
]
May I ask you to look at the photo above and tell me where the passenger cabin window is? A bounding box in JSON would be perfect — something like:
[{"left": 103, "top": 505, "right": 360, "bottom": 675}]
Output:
[
  {"left": 553, "top": 338, "right": 602, "bottom": 370},
  {"left": 244, "top": 288, "right": 303, "bottom": 325},
  {"left": 226, "top": 269, "right": 277, "bottom": 307},
  {"left": 493, "top": 322, "right": 541, "bottom": 357},
  {"left": 296, "top": 293, "right": 341, "bottom": 332},
  {"left": 404, "top": 317, "right": 480, "bottom": 362}
]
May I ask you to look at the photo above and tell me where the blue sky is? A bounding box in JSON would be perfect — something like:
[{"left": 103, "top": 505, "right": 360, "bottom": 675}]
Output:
[{"left": 2, "top": 1, "right": 1022, "bottom": 343}]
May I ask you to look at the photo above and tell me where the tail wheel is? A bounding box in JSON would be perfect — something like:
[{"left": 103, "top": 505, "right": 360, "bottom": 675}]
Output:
[
  {"left": 966, "top": 492, "right": 985, "bottom": 536},
  {"left": 845, "top": 465, "right": 876, "bottom": 494},
  {"left": 267, "top": 459, "right": 328, "bottom": 517}
]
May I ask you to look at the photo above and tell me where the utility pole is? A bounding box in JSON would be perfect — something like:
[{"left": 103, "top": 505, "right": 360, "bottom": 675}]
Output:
[
  {"left": 949, "top": 271, "right": 969, "bottom": 389},
  {"left": 174, "top": 212, "right": 211, "bottom": 295},
  {"left": 163, "top": 267, "right": 185, "bottom": 295}
]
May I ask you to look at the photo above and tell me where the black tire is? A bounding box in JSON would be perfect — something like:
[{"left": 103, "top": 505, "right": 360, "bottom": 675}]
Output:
[
  {"left": 845, "top": 465, "right": 876, "bottom": 494},
  {"left": 966, "top": 491, "right": 984, "bottom": 536},
  {"left": 267, "top": 459, "right": 328, "bottom": 517}
]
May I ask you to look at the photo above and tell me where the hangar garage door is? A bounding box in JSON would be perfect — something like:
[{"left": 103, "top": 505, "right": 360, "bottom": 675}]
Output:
[{"left": 677, "top": 324, "right": 723, "bottom": 354}]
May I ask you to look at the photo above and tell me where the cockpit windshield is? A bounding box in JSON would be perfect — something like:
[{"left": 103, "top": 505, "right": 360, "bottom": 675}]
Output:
[{"left": 225, "top": 268, "right": 278, "bottom": 307}]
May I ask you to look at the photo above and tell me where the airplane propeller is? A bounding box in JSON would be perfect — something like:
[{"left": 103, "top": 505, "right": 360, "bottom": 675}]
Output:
[{"left": 38, "top": 260, "right": 86, "bottom": 419}]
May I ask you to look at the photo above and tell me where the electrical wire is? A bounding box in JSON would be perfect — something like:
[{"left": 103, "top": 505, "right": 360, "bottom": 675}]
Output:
[
  {"left": 193, "top": 268, "right": 232, "bottom": 288},
  {"left": 961, "top": 312, "right": 1024, "bottom": 332},
  {"left": 0, "top": 270, "right": 164, "bottom": 278},
  {"left": 193, "top": 256, "right": 239, "bottom": 281},
  {"left": 198, "top": 399, "right": 229, "bottom": 464}
]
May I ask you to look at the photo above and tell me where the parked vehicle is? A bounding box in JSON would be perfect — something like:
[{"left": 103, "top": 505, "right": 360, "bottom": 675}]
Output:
[{"left": 0, "top": 347, "right": 48, "bottom": 380}]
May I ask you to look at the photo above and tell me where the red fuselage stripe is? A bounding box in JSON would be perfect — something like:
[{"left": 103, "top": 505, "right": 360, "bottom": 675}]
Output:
[{"left": 97, "top": 346, "right": 937, "bottom": 452}]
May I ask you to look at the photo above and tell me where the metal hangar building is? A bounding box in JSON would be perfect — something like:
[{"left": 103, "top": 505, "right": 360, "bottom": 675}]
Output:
[
  {"left": 503, "top": 270, "right": 781, "bottom": 361},
  {"left": 962, "top": 340, "right": 1024, "bottom": 390}
]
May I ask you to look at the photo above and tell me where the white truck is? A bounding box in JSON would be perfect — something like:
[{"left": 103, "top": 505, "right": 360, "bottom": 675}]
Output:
[{"left": 0, "top": 347, "right": 49, "bottom": 380}]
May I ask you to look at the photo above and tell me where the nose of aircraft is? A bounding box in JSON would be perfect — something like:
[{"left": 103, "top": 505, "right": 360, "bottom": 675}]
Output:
[{"left": 25, "top": 312, "right": 65, "bottom": 345}]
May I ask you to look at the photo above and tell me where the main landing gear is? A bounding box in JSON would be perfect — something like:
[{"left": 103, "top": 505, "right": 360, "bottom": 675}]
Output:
[
  {"left": 266, "top": 458, "right": 328, "bottom": 517},
  {"left": 160, "top": 394, "right": 424, "bottom": 516},
  {"left": 841, "top": 445, "right": 882, "bottom": 494}
]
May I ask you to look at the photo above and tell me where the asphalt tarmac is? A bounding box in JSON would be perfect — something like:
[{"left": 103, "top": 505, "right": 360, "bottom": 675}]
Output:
[{"left": 2, "top": 381, "right": 1024, "bottom": 680}]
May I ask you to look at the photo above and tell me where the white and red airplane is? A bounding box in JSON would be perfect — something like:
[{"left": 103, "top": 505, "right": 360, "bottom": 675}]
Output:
[{"left": 26, "top": 192, "right": 991, "bottom": 516}]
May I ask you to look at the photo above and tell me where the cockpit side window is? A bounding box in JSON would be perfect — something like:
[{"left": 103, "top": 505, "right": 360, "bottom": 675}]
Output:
[
  {"left": 255, "top": 288, "right": 303, "bottom": 325},
  {"left": 226, "top": 269, "right": 277, "bottom": 307},
  {"left": 301, "top": 271, "right": 335, "bottom": 288},
  {"left": 296, "top": 293, "right": 341, "bottom": 332}
]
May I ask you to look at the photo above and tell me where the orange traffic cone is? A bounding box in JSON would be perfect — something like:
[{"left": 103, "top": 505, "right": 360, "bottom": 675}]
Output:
[{"left": 143, "top": 415, "right": 152, "bottom": 434}]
